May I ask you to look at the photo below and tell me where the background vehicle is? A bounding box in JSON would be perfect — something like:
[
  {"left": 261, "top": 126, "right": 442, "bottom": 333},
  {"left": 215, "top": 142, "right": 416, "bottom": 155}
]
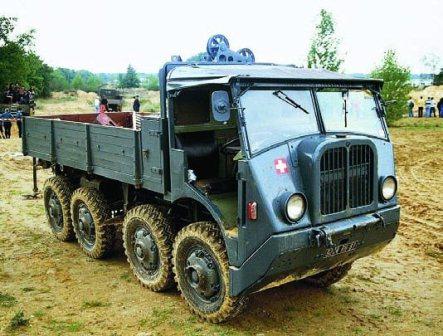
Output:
[
  {"left": 98, "top": 88, "right": 123, "bottom": 111},
  {"left": 22, "top": 35, "right": 400, "bottom": 323}
]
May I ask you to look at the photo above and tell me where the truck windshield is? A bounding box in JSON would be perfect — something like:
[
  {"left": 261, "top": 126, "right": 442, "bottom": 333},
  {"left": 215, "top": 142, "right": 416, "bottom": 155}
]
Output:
[
  {"left": 316, "top": 89, "right": 386, "bottom": 138},
  {"left": 240, "top": 89, "right": 319, "bottom": 154}
]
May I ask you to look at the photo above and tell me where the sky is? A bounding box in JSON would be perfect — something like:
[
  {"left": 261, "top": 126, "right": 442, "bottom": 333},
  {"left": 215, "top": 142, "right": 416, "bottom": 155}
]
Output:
[{"left": 1, "top": 0, "right": 442, "bottom": 74}]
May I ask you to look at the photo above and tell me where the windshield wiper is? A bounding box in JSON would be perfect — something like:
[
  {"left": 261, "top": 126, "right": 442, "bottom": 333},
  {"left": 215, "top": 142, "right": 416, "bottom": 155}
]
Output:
[{"left": 272, "top": 90, "right": 309, "bottom": 114}]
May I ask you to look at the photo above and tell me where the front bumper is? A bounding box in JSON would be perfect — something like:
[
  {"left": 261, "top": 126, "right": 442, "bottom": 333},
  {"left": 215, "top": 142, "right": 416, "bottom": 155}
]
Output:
[{"left": 229, "top": 205, "right": 400, "bottom": 296}]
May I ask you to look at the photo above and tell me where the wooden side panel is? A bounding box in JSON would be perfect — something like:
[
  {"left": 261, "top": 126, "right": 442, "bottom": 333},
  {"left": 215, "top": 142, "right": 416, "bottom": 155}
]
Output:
[
  {"left": 22, "top": 117, "right": 52, "bottom": 161},
  {"left": 89, "top": 125, "right": 141, "bottom": 185}
]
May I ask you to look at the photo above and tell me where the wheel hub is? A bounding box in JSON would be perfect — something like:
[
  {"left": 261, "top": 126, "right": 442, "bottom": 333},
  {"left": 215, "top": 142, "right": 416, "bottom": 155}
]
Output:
[
  {"left": 134, "top": 228, "right": 158, "bottom": 271},
  {"left": 48, "top": 193, "right": 63, "bottom": 231},
  {"left": 185, "top": 249, "right": 220, "bottom": 300},
  {"left": 78, "top": 204, "right": 95, "bottom": 246}
]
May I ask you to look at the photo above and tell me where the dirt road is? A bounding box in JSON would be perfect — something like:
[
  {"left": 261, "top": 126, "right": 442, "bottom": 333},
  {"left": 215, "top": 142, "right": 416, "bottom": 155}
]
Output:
[{"left": 0, "top": 120, "right": 442, "bottom": 335}]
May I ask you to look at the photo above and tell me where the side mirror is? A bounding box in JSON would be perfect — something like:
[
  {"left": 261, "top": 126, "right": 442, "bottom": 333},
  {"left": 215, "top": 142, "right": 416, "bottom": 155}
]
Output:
[{"left": 211, "top": 91, "right": 230, "bottom": 122}]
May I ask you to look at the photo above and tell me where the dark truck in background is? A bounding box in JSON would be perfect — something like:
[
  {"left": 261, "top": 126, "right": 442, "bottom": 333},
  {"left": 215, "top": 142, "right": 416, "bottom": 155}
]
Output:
[
  {"left": 22, "top": 36, "right": 400, "bottom": 323},
  {"left": 98, "top": 88, "right": 123, "bottom": 111}
]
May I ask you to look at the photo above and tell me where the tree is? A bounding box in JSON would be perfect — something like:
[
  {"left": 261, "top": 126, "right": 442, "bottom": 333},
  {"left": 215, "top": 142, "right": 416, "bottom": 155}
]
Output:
[
  {"left": 71, "top": 73, "right": 84, "bottom": 90},
  {"left": 120, "top": 65, "right": 140, "bottom": 88},
  {"left": 49, "top": 69, "right": 69, "bottom": 91},
  {"left": 84, "top": 74, "right": 102, "bottom": 92},
  {"left": 307, "top": 9, "right": 343, "bottom": 72},
  {"left": 143, "top": 74, "right": 159, "bottom": 91},
  {"left": 0, "top": 16, "right": 52, "bottom": 96},
  {"left": 371, "top": 50, "right": 411, "bottom": 125},
  {"left": 433, "top": 68, "right": 443, "bottom": 85}
]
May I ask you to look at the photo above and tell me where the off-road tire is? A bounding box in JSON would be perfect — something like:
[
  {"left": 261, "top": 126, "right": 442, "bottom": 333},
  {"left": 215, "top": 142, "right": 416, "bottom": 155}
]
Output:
[
  {"left": 70, "top": 187, "right": 115, "bottom": 258},
  {"left": 304, "top": 263, "right": 353, "bottom": 288},
  {"left": 43, "top": 176, "right": 75, "bottom": 241},
  {"left": 123, "top": 205, "right": 174, "bottom": 291},
  {"left": 173, "top": 222, "right": 247, "bottom": 323}
]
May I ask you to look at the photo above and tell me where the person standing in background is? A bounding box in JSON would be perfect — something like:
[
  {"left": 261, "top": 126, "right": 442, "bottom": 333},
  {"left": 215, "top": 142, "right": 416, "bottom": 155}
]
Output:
[
  {"left": 425, "top": 97, "right": 432, "bottom": 117},
  {"left": 94, "top": 97, "right": 100, "bottom": 113},
  {"left": 133, "top": 95, "right": 140, "bottom": 113},
  {"left": 437, "top": 97, "right": 443, "bottom": 118},
  {"left": 417, "top": 96, "right": 424, "bottom": 117},
  {"left": 2, "top": 110, "right": 12, "bottom": 138},
  {"left": 132, "top": 95, "right": 141, "bottom": 130},
  {"left": 430, "top": 97, "right": 436, "bottom": 117},
  {"left": 407, "top": 97, "right": 414, "bottom": 117}
]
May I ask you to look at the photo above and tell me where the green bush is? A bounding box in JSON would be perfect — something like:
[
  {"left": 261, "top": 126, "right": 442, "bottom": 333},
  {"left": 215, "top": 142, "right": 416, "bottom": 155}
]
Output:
[{"left": 371, "top": 50, "right": 411, "bottom": 125}]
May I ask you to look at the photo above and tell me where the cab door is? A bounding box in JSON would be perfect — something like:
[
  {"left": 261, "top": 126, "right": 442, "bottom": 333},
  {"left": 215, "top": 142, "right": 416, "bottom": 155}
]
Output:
[{"left": 141, "top": 117, "right": 164, "bottom": 194}]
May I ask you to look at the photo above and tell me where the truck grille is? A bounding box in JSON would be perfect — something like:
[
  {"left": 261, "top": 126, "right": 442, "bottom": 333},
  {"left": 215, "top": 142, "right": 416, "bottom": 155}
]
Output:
[{"left": 320, "top": 145, "right": 374, "bottom": 215}]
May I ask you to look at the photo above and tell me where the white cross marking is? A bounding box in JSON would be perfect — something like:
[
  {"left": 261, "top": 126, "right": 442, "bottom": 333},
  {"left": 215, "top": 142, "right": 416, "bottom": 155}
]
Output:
[{"left": 275, "top": 159, "right": 287, "bottom": 174}]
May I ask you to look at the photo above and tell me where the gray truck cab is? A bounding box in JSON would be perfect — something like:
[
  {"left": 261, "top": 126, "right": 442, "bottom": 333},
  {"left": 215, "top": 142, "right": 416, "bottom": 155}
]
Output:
[{"left": 163, "top": 63, "right": 399, "bottom": 298}]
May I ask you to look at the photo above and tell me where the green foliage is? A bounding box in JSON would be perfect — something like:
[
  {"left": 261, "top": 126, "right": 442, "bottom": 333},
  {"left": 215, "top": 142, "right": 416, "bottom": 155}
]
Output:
[
  {"left": 0, "top": 292, "right": 17, "bottom": 307},
  {"left": 50, "top": 69, "right": 69, "bottom": 91},
  {"left": 119, "top": 64, "right": 140, "bottom": 88},
  {"left": 307, "top": 9, "right": 343, "bottom": 72},
  {"left": 143, "top": 74, "right": 159, "bottom": 91},
  {"left": 71, "top": 73, "right": 84, "bottom": 90},
  {"left": 371, "top": 50, "right": 411, "bottom": 125},
  {"left": 9, "top": 310, "right": 29, "bottom": 330},
  {"left": 434, "top": 68, "right": 443, "bottom": 85},
  {"left": 0, "top": 16, "right": 52, "bottom": 97}
]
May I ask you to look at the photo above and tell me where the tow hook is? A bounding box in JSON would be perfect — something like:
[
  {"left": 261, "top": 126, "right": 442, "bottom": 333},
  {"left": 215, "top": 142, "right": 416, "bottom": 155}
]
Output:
[
  {"left": 312, "top": 227, "right": 335, "bottom": 248},
  {"left": 373, "top": 213, "right": 386, "bottom": 228}
]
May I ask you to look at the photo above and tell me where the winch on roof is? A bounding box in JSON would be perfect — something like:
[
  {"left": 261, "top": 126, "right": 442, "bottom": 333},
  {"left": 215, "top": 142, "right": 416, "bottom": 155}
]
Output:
[{"left": 171, "top": 34, "right": 255, "bottom": 64}]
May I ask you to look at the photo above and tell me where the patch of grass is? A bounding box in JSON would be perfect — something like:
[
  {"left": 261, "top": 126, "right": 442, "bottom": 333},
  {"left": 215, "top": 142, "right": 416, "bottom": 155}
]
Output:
[
  {"left": 47, "top": 319, "right": 83, "bottom": 333},
  {"left": 339, "top": 293, "right": 360, "bottom": 304},
  {"left": 120, "top": 272, "right": 132, "bottom": 282},
  {"left": 352, "top": 327, "right": 365, "bottom": 335},
  {"left": 0, "top": 292, "right": 17, "bottom": 307},
  {"left": 149, "top": 306, "right": 174, "bottom": 327},
  {"left": 22, "top": 286, "right": 36, "bottom": 292},
  {"left": 386, "top": 306, "right": 403, "bottom": 317},
  {"left": 82, "top": 299, "right": 108, "bottom": 309},
  {"left": 8, "top": 310, "right": 29, "bottom": 330},
  {"left": 33, "top": 309, "right": 45, "bottom": 318},
  {"left": 369, "top": 313, "right": 383, "bottom": 321}
]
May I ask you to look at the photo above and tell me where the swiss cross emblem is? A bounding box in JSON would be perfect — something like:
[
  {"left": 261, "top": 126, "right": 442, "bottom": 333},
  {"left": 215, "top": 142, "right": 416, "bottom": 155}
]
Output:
[{"left": 274, "top": 158, "right": 289, "bottom": 174}]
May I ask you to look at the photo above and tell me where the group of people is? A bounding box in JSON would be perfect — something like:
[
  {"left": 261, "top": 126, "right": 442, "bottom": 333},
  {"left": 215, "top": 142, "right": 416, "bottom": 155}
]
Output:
[
  {"left": 0, "top": 84, "right": 32, "bottom": 139},
  {"left": 2, "top": 84, "right": 35, "bottom": 105},
  {"left": 407, "top": 96, "right": 443, "bottom": 118},
  {"left": 0, "top": 113, "right": 22, "bottom": 139}
]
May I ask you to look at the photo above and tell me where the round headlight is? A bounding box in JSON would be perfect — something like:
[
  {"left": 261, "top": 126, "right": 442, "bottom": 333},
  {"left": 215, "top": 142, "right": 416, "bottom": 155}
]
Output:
[
  {"left": 381, "top": 176, "right": 397, "bottom": 201},
  {"left": 285, "top": 193, "right": 306, "bottom": 222}
]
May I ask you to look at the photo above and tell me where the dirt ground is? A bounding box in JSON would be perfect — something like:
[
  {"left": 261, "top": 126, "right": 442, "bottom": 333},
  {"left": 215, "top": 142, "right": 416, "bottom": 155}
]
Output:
[{"left": 0, "top": 103, "right": 442, "bottom": 335}]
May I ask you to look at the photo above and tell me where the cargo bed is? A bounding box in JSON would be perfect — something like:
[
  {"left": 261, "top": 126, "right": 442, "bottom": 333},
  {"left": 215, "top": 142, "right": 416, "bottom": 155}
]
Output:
[{"left": 22, "top": 112, "right": 165, "bottom": 194}]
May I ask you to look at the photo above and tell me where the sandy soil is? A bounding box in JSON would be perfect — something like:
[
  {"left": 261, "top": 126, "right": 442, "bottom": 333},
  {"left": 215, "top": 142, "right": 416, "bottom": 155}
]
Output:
[{"left": 0, "top": 114, "right": 442, "bottom": 335}]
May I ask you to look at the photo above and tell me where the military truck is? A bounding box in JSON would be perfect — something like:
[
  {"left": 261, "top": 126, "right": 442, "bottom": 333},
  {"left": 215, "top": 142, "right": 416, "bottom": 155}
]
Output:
[
  {"left": 98, "top": 88, "right": 123, "bottom": 111},
  {"left": 22, "top": 35, "right": 400, "bottom": 323}
]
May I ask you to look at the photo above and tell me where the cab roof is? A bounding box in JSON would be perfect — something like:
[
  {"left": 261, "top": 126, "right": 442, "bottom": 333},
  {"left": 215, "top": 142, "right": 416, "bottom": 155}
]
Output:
[{"left": 166, "top": 63, "right": 382, "bottom": 91}]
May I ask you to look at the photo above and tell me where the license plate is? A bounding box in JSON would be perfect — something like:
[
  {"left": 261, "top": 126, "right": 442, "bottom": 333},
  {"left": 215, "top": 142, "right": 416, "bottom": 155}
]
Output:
[{"left": 325, "top": 241, "right": 360, "bottom": 258}]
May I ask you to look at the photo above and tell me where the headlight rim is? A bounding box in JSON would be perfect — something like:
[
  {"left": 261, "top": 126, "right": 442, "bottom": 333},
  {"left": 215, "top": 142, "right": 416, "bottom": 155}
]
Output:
[
  {"left": 284, "top": 193, "right": 307, "bottom": 223},
  {"left": 380, "top": 176, "right": 397, "bottom": 201}
]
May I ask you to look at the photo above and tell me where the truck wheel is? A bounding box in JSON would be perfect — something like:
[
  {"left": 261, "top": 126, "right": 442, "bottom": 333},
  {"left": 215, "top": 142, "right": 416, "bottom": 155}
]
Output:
[
  {"left": 173, "top": 222, "right": 247, "bottom": 323},
  {"left": 123, "top": 205, "right": 174, "bottom": 291},
  {"left": 70, "top": 187, "right": 115, "bottom": 259},
  {"left": 43, "top": 176, "right": 74, "bottom": 241},
  {"left": 304, "top": 263, "right": 353, "bottom": 288}
]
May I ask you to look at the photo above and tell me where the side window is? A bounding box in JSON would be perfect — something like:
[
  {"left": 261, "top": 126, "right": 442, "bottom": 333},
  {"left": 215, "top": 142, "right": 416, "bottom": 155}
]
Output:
[{"left": 174, "top": 90, "right": 210, "bottom": 125}]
